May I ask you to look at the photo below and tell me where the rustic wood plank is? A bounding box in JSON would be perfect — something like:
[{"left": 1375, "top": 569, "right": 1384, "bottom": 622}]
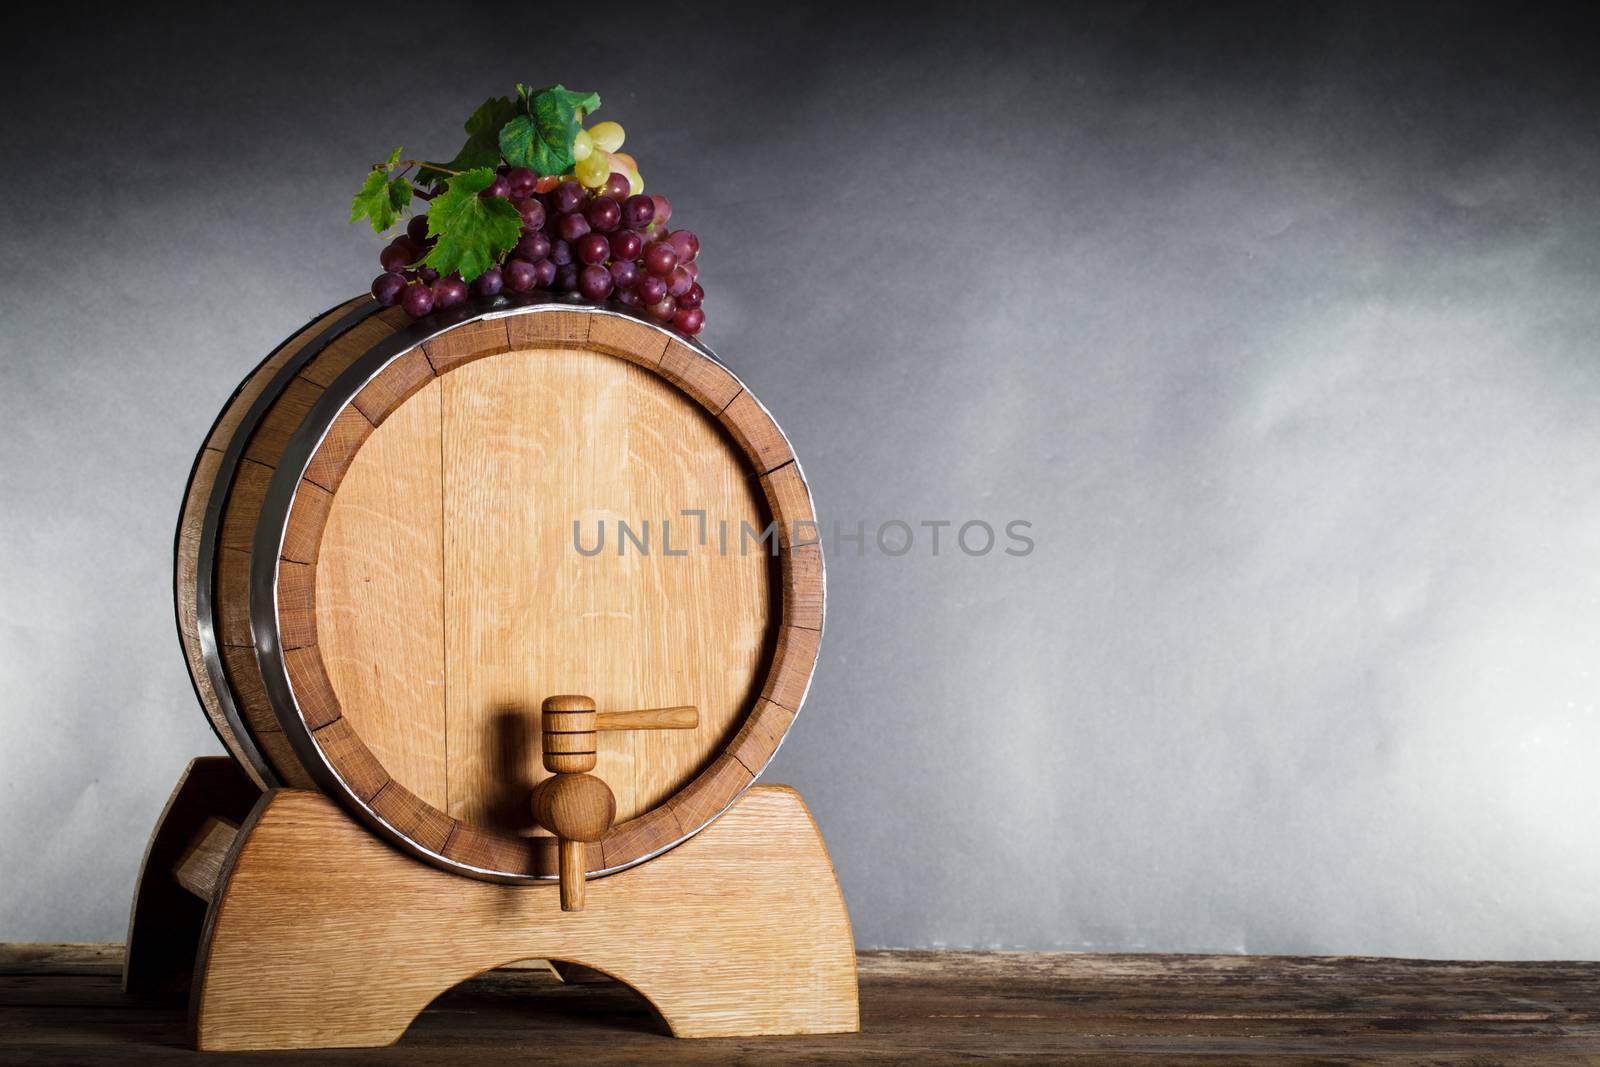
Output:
[{"left": 10, "top": 944, "right": 1600, "bottom": 1063}]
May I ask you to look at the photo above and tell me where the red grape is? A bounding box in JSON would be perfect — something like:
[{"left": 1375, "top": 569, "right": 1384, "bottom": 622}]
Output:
[
  {"left": 482, "top": 176, "right": 511, "bottom": 200},
  {"left": 432, "top": 274, "right": 469, "bottom": 309},
  {"left": 668, "top": 230, "right": 699, "bottom": 263},
  {"left": 603, "top": 173, "right": 631, "bottom": 201},
  {"left": 556, "top": 263, "right": 580, "bottom": 291},
  {"left": 650, "top": 195, "right": 672, "bottom": 227},
  {"left": 617, "top": 288, "right": 642, "bottom": 307},
  {"left": 609, "top": 259, "right": 640, "bottom": 290},
  {"left": 557, "top": 213, "right": 591, "bottom": 242},
  {"left": 371, "top": 271, "right": 406, "bottom": 306},
  {"left": 667, "top": 266, "right": 693, "bottom": 298},
  {"left": 679, "top": 283, "right": 704, "bottom": 310},
  {"left": 380, "top": 237, "right": 418, "bottom": 273},
  {"left": 417, "top": 266, "right": 439, "bottom": 283},
  {"left": 506, "top": 168, "right": 538, "bottom": 198},
  {"left": 406, "top": 215, "right": 430, "bottom": 244},
  {"left": 514, "top": 197, "right": 545, "bottom": 230},
  {"left": 515, "top": 232, "right": 550, "bottom": 262},
  {"left": 401, "top": 282, "right": 434, "bottom": 317},
  {"left": 646, "top": 294, "right": 677, "bottom": 321},
  {"left": 552, "top": 180, "right": 585, "bottom": 214},
  {"left": 637, "top": 275, "right": 667, "bottom": 305},
  {"left": 549, "top": 239, "right": 574, "bottom": 266},
  {"left": 504, "top": 258, "right": 537, "bottom": 292},
  {"left": 533, "top": 258, "right": 557, "bottom": 288},
  {"left": 472, "top": 266, "right": 503, "bottom": 296},
  {"left": 673, "top": 307, "right": 704, "bottom": 335},
  {"left": 622, "top": 195, "right": 654, "bottom": 229},
  {"left": 609, "top": 230, "right": 643, "bottom": 261},
  {"left": 579, "top": 264, "right": 614, "bottom": 300},
  {"left": 643, "top": 243, "right": 678, "bottom": 277},
  {"left": 586, "top": 196, "right": 621, "bottom": 233},
  {"left": 577, "top": 233, "right": 610, "bottom": 265}
]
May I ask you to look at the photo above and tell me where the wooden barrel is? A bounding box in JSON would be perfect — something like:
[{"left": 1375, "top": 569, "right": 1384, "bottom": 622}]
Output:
[{"left": 175, "top": 297, "right": 823, "bottom": 881}]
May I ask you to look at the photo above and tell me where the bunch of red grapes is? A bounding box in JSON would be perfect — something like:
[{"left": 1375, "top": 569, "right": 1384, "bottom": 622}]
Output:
[{"left": 369, "top": 167, "right": 705, "bottom": 336}]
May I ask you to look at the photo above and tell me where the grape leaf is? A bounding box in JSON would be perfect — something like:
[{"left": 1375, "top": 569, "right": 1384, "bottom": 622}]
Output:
[
  {"left": 349, "top": 147, "right": 413, "bottom": 233},
  {"left": 499, "top": 83, "right": 602, "bottom": 176},
  {"left": 422, "top": 167, "right": 522, "bottom": 281},
  {"left": 417, "top": 95, "right": 519, "bottom": 188}
]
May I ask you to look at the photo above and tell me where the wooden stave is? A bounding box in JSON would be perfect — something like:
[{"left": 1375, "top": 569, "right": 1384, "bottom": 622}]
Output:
[
  {"left": 182, "top": 295, "right": 823, "bottom": 882},
  {"left": 174, "top": 296, "right": 388, "bottom": 789},
  {"left": 202, "top": 303, "right": 417, "bottom": 789}
]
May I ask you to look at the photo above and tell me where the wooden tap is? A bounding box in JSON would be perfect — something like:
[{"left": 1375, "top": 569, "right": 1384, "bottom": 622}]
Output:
[{"left": 533, "top": 694, "right": 700, "bottom": 910}]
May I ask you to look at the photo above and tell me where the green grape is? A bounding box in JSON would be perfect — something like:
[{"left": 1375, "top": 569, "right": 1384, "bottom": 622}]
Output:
[
  {"left": 573, "top": 129, "right": 594, "bottom": 163},
  {"left": 589, "top": 121, "right": 625, "bottom": 153},
  {"left": 576, "top": 149, "right": 610, "bottom": 188}
]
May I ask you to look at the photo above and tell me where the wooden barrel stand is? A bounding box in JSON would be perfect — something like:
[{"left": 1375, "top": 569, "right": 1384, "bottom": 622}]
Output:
[{"left": 126, "top": 757, "right": 859, "bottom": 1051}]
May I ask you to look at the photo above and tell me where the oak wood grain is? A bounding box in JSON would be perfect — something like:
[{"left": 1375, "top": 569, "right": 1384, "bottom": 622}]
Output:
[
  {"left": 419, "top": 318, "right": 513, "bottom": 375},
  {"left": 172, "top": 817, "right": 240, "bottom": 902},
  {"left": 438, "top": 344, "right": 771, "bottom": 836},
  {"left": 191, "top": 302, "right": 409, "bottom": 786},
  {"left": 187, "top": 785, "right": 855, "bottom": 1049},
  {"left": 122, "top": 757, "right": 259, "bottom": 996},
  {"left": 314, "top": 378, "right": 447, "bottom": 808}
]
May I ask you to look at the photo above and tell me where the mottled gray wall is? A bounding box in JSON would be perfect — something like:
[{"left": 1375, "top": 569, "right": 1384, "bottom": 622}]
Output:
[{"left": 4, "top": 2, "right": 1599, "bottom": 955}]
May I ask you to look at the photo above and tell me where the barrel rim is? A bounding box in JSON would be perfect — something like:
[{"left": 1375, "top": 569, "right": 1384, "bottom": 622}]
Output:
[{"left": 246, "top": 294, "right": 824, "bottom": 883}]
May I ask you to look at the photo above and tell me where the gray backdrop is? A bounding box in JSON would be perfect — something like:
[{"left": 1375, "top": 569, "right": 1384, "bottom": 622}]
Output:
[{"left": 5, "top": 2, "right": 1599, "bottom": 956}]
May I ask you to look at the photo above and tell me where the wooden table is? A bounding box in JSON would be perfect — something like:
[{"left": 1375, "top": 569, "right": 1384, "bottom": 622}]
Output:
[{"left": 4, "top": 943, "right": 1598, "bottom": 1063}]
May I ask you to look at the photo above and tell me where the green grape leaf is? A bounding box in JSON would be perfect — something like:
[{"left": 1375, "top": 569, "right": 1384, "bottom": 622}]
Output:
[
  {"left": 499, "top": 83, "right": 602, "bottom": 176},
  {"left": 349, "top": 147, "right": 412, "bottom": 233},
  {"left": 421, "top": 167, "right": 522, "bottom": 282},
  {"left": 417, "top": 95, "right": 519, "bottom": 188}
]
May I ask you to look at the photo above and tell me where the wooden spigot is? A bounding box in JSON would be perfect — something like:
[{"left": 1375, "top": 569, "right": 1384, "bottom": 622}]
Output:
[{"left": 532, "top": 695, "right": 699, "bottom": 911}]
